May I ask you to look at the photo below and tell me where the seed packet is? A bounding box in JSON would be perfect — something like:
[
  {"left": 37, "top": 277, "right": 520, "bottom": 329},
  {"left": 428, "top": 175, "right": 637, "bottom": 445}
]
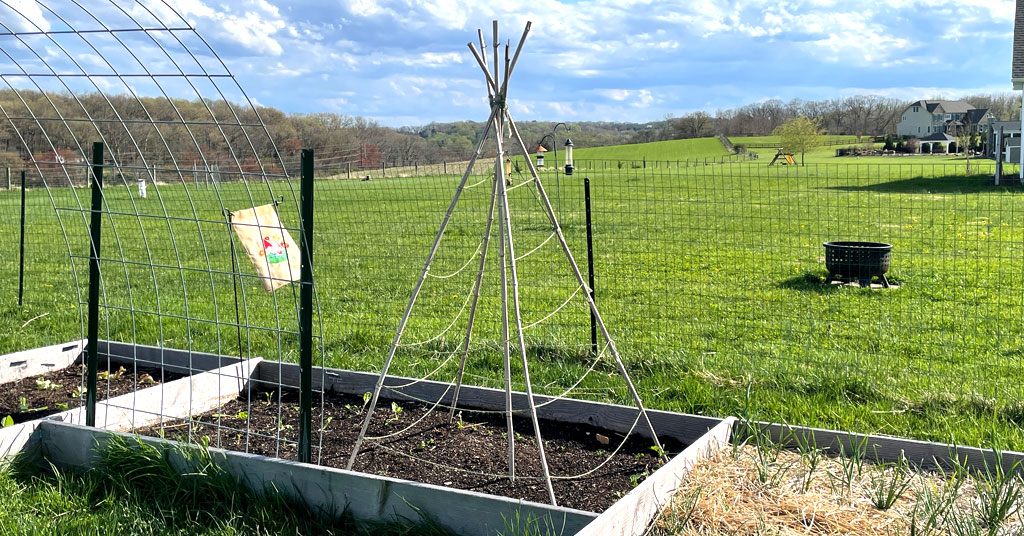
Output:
[{"left": 231, "top": 204, "right": 300, "bottom": 292}]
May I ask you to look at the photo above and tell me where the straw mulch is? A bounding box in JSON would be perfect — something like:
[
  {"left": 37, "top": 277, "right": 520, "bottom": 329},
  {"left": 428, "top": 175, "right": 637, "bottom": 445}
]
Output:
[{"left": 650, "top": 445, "right": 1018, "bottom": 535}]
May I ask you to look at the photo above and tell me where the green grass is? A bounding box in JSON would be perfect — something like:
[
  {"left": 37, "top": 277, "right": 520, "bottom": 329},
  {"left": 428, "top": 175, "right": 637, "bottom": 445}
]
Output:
[
  {"left": 539, "top": 136, "right": 732, "bottom": 164},
  {"left": 730, "top": 135, "right": 861, "bottom": 147},
  {"left": 2, "top": 158, "right": 1024, "bottom": 452},
  {"left": 0, "top": 437, "right": 450, "bottom": 535}
]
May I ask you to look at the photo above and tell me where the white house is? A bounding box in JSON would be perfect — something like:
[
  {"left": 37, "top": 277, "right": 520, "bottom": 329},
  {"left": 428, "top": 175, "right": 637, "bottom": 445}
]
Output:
[{"left": 896, "top": 100, "right": 992, "bottom": 138}]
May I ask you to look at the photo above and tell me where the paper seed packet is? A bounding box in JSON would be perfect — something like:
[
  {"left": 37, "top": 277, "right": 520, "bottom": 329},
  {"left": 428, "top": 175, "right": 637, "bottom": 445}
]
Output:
[{"left": 231, "top": 204, "right": 301, "bottom": 292}]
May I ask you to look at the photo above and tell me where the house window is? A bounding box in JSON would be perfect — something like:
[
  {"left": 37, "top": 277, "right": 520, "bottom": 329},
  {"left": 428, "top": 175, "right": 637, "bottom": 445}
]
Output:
[{"left": 913, "top": 106, "right": 919, "bottom": 112}]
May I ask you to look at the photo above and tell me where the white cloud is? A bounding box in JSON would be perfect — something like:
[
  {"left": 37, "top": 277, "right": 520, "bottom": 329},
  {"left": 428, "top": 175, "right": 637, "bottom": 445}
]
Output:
[{"left": 5, "top": 0, "right": 51, "bottom": 32}]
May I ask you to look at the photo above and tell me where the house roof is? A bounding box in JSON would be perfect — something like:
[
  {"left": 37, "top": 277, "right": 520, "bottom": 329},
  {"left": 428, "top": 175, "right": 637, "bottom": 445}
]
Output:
[
  {"left": 919, "top": 132, "right": 956, "bottom": 142},
  {"left": 1015, "top": 0, "right": 1024, "bottom": 81},
  {"left": 965, "top": 108, "right": 991, "bottom": 124},
  {"left": 906, "top": 100, "right": 976, "bottom": 115}
]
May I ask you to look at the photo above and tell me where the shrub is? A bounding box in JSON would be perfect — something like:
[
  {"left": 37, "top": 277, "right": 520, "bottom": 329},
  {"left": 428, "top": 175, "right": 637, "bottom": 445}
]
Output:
[{"left": 904, "top": 138, "right": 920, "bottom": 153}]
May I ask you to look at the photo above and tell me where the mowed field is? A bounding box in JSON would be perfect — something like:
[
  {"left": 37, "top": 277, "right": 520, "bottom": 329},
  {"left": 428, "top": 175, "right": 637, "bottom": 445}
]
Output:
[{"left": 2, "top": 136, "right": 1024, "bottom": 450}]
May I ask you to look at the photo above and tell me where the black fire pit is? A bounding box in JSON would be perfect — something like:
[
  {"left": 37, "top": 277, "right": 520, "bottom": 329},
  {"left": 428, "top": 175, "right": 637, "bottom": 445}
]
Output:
[{"left": 823, "top": 241, "right": 893, "bottom": 288}]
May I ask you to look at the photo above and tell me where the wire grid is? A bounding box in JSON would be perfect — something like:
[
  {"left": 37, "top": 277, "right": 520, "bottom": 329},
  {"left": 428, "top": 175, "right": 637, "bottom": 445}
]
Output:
[
  {"left": 307, "top": 157, "right": 1024, "bottom": 450},
  {"left": 0, "top": 3, "right": 1022, "bottom": 471},
  {"left": 0, "top": 0, "right": 330, "bottom": 462}
]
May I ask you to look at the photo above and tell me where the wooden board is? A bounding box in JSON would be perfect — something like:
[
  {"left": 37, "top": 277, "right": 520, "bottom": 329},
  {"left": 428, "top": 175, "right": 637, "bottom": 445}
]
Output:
[
  {"left": 754, "top": 421, "right": 1024, "bottom": 476},
  {"left": 254, "top": 362, "right": 723, "bottom": 445},
  {"left": 0, "top": 340, "right": 83, "bottom": 383},
  {"left": 37, "top": 421, "right": 597, "bottom": 536},
  {"left": 100, "top": 340, "right": 244, "bottom": 376},
  {"left": 576, "top": 417, "right": 734, "bottom": 536},
  {"left": 54, "top": 358, "right": 261, "bottom": 431}
]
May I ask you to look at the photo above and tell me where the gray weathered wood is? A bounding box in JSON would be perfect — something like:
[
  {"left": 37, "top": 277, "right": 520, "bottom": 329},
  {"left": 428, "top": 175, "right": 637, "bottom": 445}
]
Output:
[
  {"left": 753, "top": 421, "right": 1024, "bottom": 476},
  {"left": 100, "top": 341, "right": 243, "bottom": 376},
  {"left": 37, "top": 421, "right": 597, "bottom": 535},
  {"left": 254, "top": 361, "right": 723, "bottom": 445},
  {"left": 0, "top": 420, "right": 42, "bottom": 459},
  {"left": 0, "top": 340, "right": 84, "bottom": 383},
  {"left": 576, "top": 417, "right": 734, "bottom": 536},
  {"left": 52, "top": 358, "right": 260, "bottom": 431}
]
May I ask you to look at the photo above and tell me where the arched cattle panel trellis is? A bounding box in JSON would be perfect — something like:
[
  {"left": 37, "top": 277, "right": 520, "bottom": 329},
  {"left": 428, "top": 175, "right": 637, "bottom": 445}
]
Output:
[{"left": 0, "top": 0, "right": 326, "bottom": 461}]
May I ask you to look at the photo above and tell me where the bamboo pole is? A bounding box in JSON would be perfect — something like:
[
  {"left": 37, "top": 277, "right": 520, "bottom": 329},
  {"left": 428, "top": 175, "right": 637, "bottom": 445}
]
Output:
[{"left": 346, "top": 107, "right": 499, "bottom": 471}]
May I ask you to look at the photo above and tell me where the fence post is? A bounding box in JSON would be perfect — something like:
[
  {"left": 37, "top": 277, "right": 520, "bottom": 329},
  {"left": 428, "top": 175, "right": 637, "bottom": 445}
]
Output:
[
  {"left": 584, "top": 177, "right": 597, "bottom": 355},
  {"left": 18, "top": 171, "right": 25, "bottom": 306},
  {"left": 5, "top": 167, "right": 9, "bottom": 190},
  {"left": 298, "top": 148, "right": 314, "bottom": 464},
  {"left": 86, "top": 142, "right": 103, "bottom": 427},
  {"left": 996, "top": 126, "right": 1003, "bottom": 185},
  {"left": 443, "top": 160, "right": 447, "bottom": 174},
  {"left": 642, "top": 157, "right": 646, "bottom": 168}
]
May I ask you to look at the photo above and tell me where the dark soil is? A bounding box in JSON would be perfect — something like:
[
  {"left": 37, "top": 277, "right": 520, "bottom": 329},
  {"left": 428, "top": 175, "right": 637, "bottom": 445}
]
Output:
[
  {"left": 0, "top": 361, "right": 182, "bottom": 424},
  {"left": 140, "top": 388, "right": 685, "bottom": 512}
]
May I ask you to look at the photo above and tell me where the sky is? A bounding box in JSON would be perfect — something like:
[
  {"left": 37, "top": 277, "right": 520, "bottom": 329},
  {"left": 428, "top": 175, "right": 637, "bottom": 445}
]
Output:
[{"left": 3, "top": 0, "right": 1019, "bottom": 127}]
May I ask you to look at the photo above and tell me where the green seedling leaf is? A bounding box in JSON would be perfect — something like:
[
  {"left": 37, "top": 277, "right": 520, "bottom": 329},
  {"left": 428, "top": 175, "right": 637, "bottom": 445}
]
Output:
[
  {"left": 35, "top": 378, "right": 62, "bottom": 391},
  {"left": 1, "top": 415, "right": 13, "bottom": 427}
]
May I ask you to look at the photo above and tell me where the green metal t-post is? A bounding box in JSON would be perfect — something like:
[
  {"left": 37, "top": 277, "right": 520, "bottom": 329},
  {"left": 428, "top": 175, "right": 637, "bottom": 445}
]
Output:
[
  {"left": 18, "top": 171, "right": 25, "bottom": 306},
  {"left": 298, "top": 148, "right": 314, "bottom": 463},
  {"left": 86, "top": 142, "right": 103, "bottom": 427}
]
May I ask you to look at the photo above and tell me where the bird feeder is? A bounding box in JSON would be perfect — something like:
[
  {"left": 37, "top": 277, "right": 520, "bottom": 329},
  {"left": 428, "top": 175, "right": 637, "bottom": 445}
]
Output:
[
  {"left": 564, "top": 138, "right": 574, "bottom": 176},
  {"left": 536, "top": 145, "right": 547, "bottom": 167}
]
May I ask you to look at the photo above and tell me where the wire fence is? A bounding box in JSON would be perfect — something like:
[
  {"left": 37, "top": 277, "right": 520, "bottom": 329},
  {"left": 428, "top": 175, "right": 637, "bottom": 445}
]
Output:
[{"left": 5, "top": 157, "right": 1024, "bottom": 450}]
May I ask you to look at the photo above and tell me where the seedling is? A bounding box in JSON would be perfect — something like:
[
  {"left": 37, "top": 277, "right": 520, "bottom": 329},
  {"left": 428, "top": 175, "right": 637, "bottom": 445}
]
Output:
[
  {"left": 236, "top": 410, "right": 249, "bottom": 420},
  {"left": 971, "top": 449, "right": 1022, "bottom": 532},
  {"left": 322, "top": 415, "right": 333, "bottom": 430},
  {"left": 18, "top": 397, "right": 29, "bottom": 412},
  {"left": 34, "top": 378, "right": 62, "bottom": 391},
  {"left": 650, "top": 444, "right": 666, "bottom": 458},
  {"left": 71, "top": 387, "right": 84, "bottom": 398},
  {"left": 828, "top": 434, "right": 869, "bottom": 494},
  {"left": 138, "top": 373, "right": 156, "bottom": 385},
  {"left": 793, "top": 431, "right": 822, "bottom": 493},
  {"left": 387, "top": 401, "right": 403, "bottom": 424},
  {"left": 97, "top": 366, "right": 127, "bottom": 381},
  {"left": 865, "top": 451, "right": 913, "bottom": 510},
  {"left": 362, "top": 392, "right": 371, "bottom": 408},
  {"left": 55, "top": 402, "right": 69, "bottom": 411},
  {"left": 629, "top": 470, "right": 651, "bottom": 488},
  {"left": 263, "top": 391, "right": 273, "bottom": 406},
  {"left": 1, "top": 415, "right": 12, "bottom": 427}
]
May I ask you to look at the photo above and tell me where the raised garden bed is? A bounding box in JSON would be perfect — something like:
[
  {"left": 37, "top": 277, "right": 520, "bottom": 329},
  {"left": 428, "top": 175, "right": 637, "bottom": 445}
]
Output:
[
  {"left": 0, "top": 360, "right": 181, "bottom": 424},
  {"left": 654, "top": 430, "right": 1024, "bottom": 535},
  {"left": 142, "top": 386, "right": 679, "bottom": 511}
]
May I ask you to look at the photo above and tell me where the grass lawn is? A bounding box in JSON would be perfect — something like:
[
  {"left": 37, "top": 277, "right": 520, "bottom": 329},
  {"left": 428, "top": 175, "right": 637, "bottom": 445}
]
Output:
[
  {"left": 1, "top": 154, "right": 1023, "bottom": 452},
  {"left": 543, "top": 136, "right": 733, "bottom": 164}
]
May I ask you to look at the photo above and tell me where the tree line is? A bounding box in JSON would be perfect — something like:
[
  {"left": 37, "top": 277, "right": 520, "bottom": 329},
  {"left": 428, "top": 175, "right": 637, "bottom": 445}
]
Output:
[
  {"left": 1, "top": 89, "right": 1020, "bottom": 174},
  {"left": 636, "top": 94, "right": 1022, "bottom": 144}
]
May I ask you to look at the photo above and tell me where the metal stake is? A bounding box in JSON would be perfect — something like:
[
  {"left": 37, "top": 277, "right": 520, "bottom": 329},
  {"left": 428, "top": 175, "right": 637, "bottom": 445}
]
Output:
[
  {"left": 86, "top": 142, "right": 103, "bottom": 427},
  {"left": 18, "top": 171, "right": 25, "bottom": 306},
  {"left": 298, "top": 148, "right": 314, "bottom": 463},
  {"left": 584, "top": 177, "right": 597, "bottom": 354}
]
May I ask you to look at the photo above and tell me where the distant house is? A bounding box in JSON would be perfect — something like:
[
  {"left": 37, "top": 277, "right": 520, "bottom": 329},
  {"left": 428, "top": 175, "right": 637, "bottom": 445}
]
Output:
[{"left": 895, "top": 100, "right": 993, "bottom": 139}]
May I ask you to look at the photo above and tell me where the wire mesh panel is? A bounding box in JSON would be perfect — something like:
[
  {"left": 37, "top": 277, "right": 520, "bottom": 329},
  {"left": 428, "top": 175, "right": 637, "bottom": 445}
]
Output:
[{"left": 0, "top": 0, "right": 328, "bottom": 461}]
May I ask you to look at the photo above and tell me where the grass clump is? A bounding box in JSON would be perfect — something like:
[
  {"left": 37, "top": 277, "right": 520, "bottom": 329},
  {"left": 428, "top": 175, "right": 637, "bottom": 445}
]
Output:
[{"left": 0, "top": 436, "right": 450, "bottom": 535}]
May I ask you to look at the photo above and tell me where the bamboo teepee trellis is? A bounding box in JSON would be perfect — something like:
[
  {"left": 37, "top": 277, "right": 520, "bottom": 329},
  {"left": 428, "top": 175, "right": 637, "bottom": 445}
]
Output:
[{"left": 347, "top": 20, "right": 665, "bottom": 506}]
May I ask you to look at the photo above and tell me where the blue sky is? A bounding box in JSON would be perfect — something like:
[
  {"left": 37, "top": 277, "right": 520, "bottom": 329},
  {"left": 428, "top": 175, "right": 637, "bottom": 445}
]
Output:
[{"left": 5, "top": 0, "right": 1018, "bottom": 127}]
